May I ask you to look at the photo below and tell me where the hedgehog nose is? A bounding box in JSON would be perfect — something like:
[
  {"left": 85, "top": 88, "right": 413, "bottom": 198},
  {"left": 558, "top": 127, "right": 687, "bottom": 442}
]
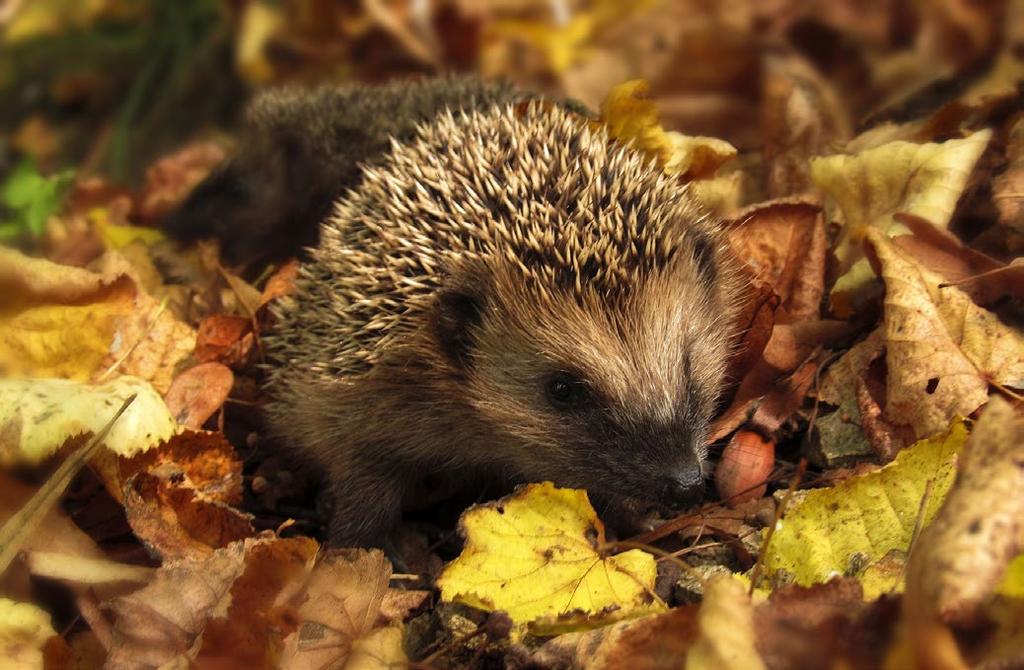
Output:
[{"left": 659, "top": 470, "right": 705, "bottom": 509}]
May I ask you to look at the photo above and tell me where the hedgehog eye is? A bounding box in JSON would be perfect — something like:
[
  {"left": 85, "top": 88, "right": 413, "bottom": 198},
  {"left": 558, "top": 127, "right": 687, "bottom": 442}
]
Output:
[{"left": 545, "top": 372, "right": 587, "bottom": 410}]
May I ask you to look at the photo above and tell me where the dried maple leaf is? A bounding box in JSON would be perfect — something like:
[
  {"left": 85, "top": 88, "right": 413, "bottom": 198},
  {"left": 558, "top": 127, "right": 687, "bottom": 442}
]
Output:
[
  {"left": 993, "top": 116, "right": 1024, "bottom": 239},
  {"left": 105, "top": 536, "right": 315, "bottom": 669},
  {"left": 438, "top": 482, "right": 664, "bottom": 635}
]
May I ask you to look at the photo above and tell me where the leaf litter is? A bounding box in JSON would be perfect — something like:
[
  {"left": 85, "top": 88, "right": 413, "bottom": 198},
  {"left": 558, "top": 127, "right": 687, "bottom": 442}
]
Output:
[{"left": 1, "top": 1, "right": 1024, "bottom": 668}]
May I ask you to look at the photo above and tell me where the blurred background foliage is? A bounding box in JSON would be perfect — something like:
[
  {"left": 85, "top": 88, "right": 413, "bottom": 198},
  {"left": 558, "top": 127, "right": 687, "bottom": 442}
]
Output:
[{"left": 0, "top": 0, "right": 1020, "bottom": 184}]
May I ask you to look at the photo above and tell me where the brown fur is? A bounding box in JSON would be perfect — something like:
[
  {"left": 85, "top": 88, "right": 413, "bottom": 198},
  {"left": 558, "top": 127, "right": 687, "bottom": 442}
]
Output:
[{"left": 264, "top": 101, "right": 743, "bottom": 548}]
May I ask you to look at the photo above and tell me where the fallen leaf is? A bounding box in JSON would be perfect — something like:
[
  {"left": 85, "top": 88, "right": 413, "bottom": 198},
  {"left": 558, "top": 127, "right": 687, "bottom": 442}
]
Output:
[
  {"left": 194, "top": 315, "right": 254, "bottom": 367},
  {"left": 526, "top": 604, "right": 700, "bottom": 670},
  {"left": 163, "top": 362, "right": 234, "bottom": 430},
  {"left": 123, "top": 464, "right": 254, "bottom": 561},
  {"left": 0, "top": 248, "right": 195, "bottom": 392},
  {"left": 278, "top": 549, "right": 427, "bottom": 669},
  {"left": 136, "top": 142, "right": 226, "bottom": 221},
  {"left": 729, "top": 200, "right": 826, "bottom": 322},
  {"left": 866, "top": 229, "right": 1024, "bottom": 440},
  {"left": 993, "top": 116, "right": 1024, "bottom": 236},
  {"left": 904, "top": 397, "right": 1024, "bottom": 627},
  {"left": 600, "top": 80, "right": 737, "bottom": 180},
  {"left": 0, "top": 598, "right": 62, "bottom": 670},
  {"left": 811, "top": 130, "right": 992, "bottom": 316},
  {"left": 761, "top": 52, "right": 851, "bottom": 198},
  {"left": 760, "top": 420, "right": 967, "bottom": 590},
  {"left": 104, "top": 537, "right": 275, "bottom": 669},
  {"left": 686, "top": 574, "right": 764, "bottom": 670},
  {"left": 0, "top": 376, "right": 176, "bottom": 467},
  {"left": 437, "top": 482, "right": 664, "bottom": 635}
]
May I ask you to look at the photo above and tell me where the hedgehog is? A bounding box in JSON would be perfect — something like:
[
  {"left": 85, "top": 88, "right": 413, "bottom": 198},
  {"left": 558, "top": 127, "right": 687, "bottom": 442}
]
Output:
[
  {"left": 252, "top": 91, "right": 744, "bottom": 550},
  {"left": 164, "top": 76, "right": 525, "bottom": 266}
]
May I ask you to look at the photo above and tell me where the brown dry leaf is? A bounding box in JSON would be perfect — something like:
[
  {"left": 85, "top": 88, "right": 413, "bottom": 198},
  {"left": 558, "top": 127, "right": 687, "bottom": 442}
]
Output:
[
  {"left": 105, "top": 535, "right": 316, "bottom": 670},
  {"left": 686, "top": 574, "right": 764, "bottom": 670},
  {"left": 811, "top": 130, "right": 992, "bottom": 316},
  {"left": 163, "top": 362, "right": 234, "bottom": 430},
  {"left": 195, "top": 314, "right": 255, "bottom": 367},
  {"left": 753, "top": 579, "right": 882, "bottom": 670},
  {"left": 761, "top": 52, "right": 852, "bottom": 198},
  {"left": 729, "top": 201, "right": 826, "bottom": 322},
  {"left": 197, "top": 537, "right": 320, "bottom": 668},
  {"left": 93, "top": 429, "right": 244, "bottom": 508},
  {"left": 904, "top": 396, "right": 1024, "bottom": 627},
  {"left": 712, "top": 319, "right": 855, "bottom": 441},
  {"left": 993, "top": 115, "right": 1024, "bottom": 240},
  {"left": 123, "top": 463, "right": 253, "bottom": 561},
  {"left": 866, "top": 229, "right": 1024, "bottom": 440},
  {"left": 890, "top": 212, "right": 1012, "bottom": 306},
  {"left": 258, "top": 259, "right": 300, "bottom": 310},
  {"left": 135, "top": 142, "right": 226, "bottom": 221},
  {"left": 278, "top": 549, "right": 427, "bottom": 670},
  {"left": 526, "top": 605, "right": 701, "bottom": 670}
]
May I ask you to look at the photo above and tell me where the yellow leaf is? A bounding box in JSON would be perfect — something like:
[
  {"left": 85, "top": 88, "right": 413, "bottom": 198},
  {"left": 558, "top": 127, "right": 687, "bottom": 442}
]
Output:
[
  {"left": 0, "top": 598, "right": 57, "bottom": 670},
  {"left": 686, "top": 574, "right": 764, "bottom": 670},
  {"left": 236, "top": 1, "right": 286, "bottom": 84},
  {"left": 599, "top": 80, "right": 736, "bottom": 180},
  {"left": 760, "top": 420, "right": 967, "bottom": 589},
  {"left": 811, "top": 130, "right": 991, "bottom": 315},
  {"left": 0, "top": 376, "right": 177, "bottom": 466},
  {"left": 437, "top": 482, "right": 664, "bottom": 635},
  {"left": 93, "top": 208, "right": 166, "bottom": 249},
  {"left": 0, "top": 248, "right": 195, "bottom": 392},
  {"left": 868, "top": 230, "right": 1024, "bottom": 439}
]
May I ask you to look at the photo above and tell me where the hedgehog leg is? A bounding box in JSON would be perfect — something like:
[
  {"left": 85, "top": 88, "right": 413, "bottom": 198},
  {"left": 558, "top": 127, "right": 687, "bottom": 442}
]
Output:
[{"left": 322, "top": 456, "right": 410, "bottom": 551}]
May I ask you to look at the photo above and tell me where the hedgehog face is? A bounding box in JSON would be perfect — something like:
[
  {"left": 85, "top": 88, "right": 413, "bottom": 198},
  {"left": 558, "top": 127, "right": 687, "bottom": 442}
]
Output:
[{"left": 439, "top": 255, "right": 737, "bottom": 512}]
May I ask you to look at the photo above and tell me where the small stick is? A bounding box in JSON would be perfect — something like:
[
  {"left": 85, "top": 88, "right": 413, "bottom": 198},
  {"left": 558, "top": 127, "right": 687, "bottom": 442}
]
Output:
[{"left": 748, "top": 458, "right": 807, "bottom": 595}]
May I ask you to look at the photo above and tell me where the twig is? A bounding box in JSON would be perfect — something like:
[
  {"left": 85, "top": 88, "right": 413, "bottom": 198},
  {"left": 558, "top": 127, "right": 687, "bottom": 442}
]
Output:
[{"left": 748, "top": 458, "right": 807, "bottom": 594}]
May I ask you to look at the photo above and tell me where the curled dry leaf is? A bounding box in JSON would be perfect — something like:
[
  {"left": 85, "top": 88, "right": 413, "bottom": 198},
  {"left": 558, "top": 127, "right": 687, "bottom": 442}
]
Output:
[
  {"left": 811, "top": 130, "right": 992, "bottom": 316},
  {"left": 761, "top": 52, "right": 852, "bottom": 198},
  {"left": 0, "top": 376, "right": 175, "bottom": 467},
  {"left": 904, "top": 396, "right": 1024, "bottom": 627},
  {"left": 992, "top": 116, "right": 1024, "bottom": 237},
  {"left": 438, "top": 482, "right": 664, "bottom": 635},
  {"left": 687, "top": 574, "right": 764, "bottom": 670},
  {"left": 194, "top": 314, "right": 255, "bottom": 367},
  {"left": 97, "top": 429, "right": 244, "bottom": 506},
  {"left": 599, "top": 80, "right": 737, "bottom": 180},
  {"left": 163, "top": 362, "right": 234, "bottom": 430}
]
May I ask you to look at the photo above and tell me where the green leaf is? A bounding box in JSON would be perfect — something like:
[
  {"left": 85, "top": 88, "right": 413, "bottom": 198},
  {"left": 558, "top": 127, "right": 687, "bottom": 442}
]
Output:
[{"left": 0, "top": 161, "right": 75, "bottom": 238}]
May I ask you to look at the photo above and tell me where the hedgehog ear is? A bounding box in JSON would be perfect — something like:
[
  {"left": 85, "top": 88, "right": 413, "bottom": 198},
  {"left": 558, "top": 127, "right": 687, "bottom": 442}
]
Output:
[{"left": 434, "top": 286, "right": 486, "bottom": 368}]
